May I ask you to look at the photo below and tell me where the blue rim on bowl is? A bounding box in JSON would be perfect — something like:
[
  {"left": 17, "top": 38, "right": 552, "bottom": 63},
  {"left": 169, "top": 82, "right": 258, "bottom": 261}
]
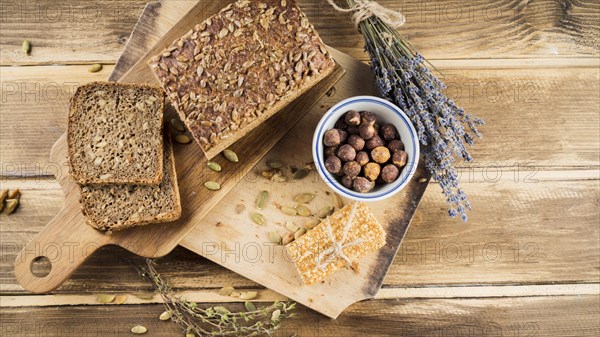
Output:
[{"left": 312, "top": 96, "right": 420, "bottom": 202}]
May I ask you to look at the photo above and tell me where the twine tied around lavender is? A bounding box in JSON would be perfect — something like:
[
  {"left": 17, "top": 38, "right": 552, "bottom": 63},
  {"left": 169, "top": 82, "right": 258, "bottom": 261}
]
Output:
[{"left": 326, "top": 0, "right": 405, "bottom": 29}]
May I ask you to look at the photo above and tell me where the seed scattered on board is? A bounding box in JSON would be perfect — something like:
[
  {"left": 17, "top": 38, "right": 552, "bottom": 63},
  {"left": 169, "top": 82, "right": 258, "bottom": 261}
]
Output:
[
  {"left": 205, "top": 181, "right": 221, "bottom": 191},
  {"left": 223, "top": 149, "right": 239, "bottom": 163}
]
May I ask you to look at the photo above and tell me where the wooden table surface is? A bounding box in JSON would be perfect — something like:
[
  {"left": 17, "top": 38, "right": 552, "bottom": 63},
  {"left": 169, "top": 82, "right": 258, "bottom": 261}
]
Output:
[{"left": 1, "top": 0, "right": 599, "bottom": 336}]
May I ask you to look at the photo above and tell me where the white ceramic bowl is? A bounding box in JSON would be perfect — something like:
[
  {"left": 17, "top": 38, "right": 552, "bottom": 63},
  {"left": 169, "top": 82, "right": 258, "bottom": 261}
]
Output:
[{"left": 312, "top": 96, "right": 420, "bottom": 202}]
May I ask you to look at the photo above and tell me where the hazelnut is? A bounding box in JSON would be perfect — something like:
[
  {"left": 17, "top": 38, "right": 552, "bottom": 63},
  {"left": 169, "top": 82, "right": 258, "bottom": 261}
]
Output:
[
  {"left": 345, "top": 110, "right": 361, "bottom": 126},
  {"left": 341, "top": 175, "right": 354, "bottom": 189},
  {"left": 337, "top": 129, "right": 348, "bottom": 143},
  {"left": 371, "top": 146, "right": 391, "bottom": 164},
  {"left": 358, "top": 123, "right": 376, "bottom": 140},
  {"left": 355, "top": 151, "right": 370, "bottom": 166},
  {"left": 346, "top": 125, "right": 360, "bottom": 135},
  {"left": 380, "top": 123, "right": 398, "bottom": 141},
  {"left": 325, "top": 146, "right": 338, "bottom": 158},
  {"left": 353, "top": 177, "right": 375, "bottom": 193},
  {"left": 323, "top": 129, "right": 341, "bottom": 147},
  {"left": 387, "top": 140, "right": 405, "bottom": 153},
  {"left": 325, "top": 156, "right": 342, "bottom": 174},
  {"left": 343, "top": 161, "right": 361, "bottom": 178},
  {"left": 360, "top": 111, "right": 377, "bottom": 125},
  {"left": 337, "top": 144, "right": 356, "bottom": 162},
  {"left": 366, "top": 135, "right": 385, "bottom": 151},
  {"left": 363, "top": 162, "right": 381, "bottom": 181},
  {"left": 347, "top": 135, "right": 365, "bottom": 151},
  {"left": 334, "top": 117, "right": 348, "bottom": 129},
  {"left": 381, "top": 164, "right": 400, "bottom": 183},
  {"left": 392, "top": 150, "right": 408, "bottom": 168}
]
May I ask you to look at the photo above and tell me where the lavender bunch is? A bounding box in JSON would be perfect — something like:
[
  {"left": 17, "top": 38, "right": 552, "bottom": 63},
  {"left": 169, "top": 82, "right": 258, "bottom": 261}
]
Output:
[{"left": 349, "top": 0, "right": 484, "bottom": 221}]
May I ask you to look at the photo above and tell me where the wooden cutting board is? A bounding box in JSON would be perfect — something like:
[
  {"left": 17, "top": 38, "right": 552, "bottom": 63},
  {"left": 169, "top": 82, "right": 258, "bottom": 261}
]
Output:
[
  {"left": 112, "top": 1, "right": 430, "bottom": 319},
  {"left": 13, "top": 0, "right": 344, "bottom": 294}
]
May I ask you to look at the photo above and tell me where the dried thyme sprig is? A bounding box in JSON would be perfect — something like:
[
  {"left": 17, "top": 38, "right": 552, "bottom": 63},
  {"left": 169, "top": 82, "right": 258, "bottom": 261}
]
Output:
[
  {"left": 140, "top": 259, "right": 296, "bottom": 337},
  {"left": 344, "top": 0, "right": 485, "bottom": 221}
]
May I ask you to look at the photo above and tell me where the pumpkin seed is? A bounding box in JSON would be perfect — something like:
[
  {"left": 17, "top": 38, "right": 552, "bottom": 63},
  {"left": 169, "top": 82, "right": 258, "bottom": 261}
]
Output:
[
  {"left": 267, "top": 160, "right": 283, "bottom": 169},
  {"left": 295, "top": 204, "right": 312, "bottom": 217},
  {"left": 255, "top": 190, "right": 269, "bottom": 209},
  {"left": 0, "top": 189, "right": 8, "bottom": 204},
  {"left": 207, "top": 161, "right": 222, "bottom": 172},
  {"left": 317, "top": 206, "right": 334, "bottom": 218},
  {"left": 268, "top": 231, "right": 281, "bottom": 244},
  {"left": 186, "top": 333, "right": 195, "bottom": 337},
  {"left": 251, "top": 212, "right": 265, "bottom": 225},
  {"left": 114, "top": 294, "right": 127, "bottom": 304},
  {"left": 294, "top": 193, "right": 315, "bottom": 204},
  {"left": 239, "top": 291, "right": 258, "bottom": 300},
  {"left": 175, "top": 134, "right": 192, "bottom": 144},
  {"left": 304, "top": 219, "right": 320, "bottom": 229},
  {"left": 218, "top": 285, "right": 235, "bottom": 296},
  {"left": 22, "top": 40, "right": 31, "bottom": 55},
  {"left": 159, "top": 310, "right": 173, "bottom": 321},
  {"left": 280, "top": 206, "right": 297, "bottom": 216},
  {"left": 271, "top": 309, "right": 281, "bottom": 322},
  {"left": 244, "top": 301, "right": 256, "bottom": 312},
  {"left": 96, "top": 294, "right": 115, "bottom": 303},
  {"left": 223, "top": 149, "right": 239, "bottom": 162},
  {"left": 170, "top": 118, "right": 186, "bottom": 132},
  {"left": 131, "top": 325, "right": 147, "bottom": 334},
  {"left": 294, "top": 228, "right": 307, "bottom": 240},
  {"left": 332, "top": 193, "right": 344, "bottom": 209},
  {"left": 419, "top": 177, "right": 428, "bottom": 183},
  {"left": 205, "top": 181, "right": 221, "bottom": 190},
  {"left": 281, "top": 232, "right": 294, "bottom": 245},
  {"left": 7, "top": 189, "right": 20, "bottom": 200},
  {"left": 88, "top": 63, "right": 103, "bottom": 73},
  {"left": 292, "top": 167, "right": 310, "bottom": 180},
  {"left": 285, "top": 222, "right": 299, "bottom": 232}
]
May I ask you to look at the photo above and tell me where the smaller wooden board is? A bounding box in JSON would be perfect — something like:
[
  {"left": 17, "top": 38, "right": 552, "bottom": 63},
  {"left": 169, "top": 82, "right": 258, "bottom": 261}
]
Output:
[{"left": 180, "top": 49, "right": 430, "bottom": 319}]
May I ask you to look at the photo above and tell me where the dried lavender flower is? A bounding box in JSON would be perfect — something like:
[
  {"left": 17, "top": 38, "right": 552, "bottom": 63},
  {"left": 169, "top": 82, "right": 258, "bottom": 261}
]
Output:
[{"left": 347, "top": 0, "right": 485, "bottom": 221}]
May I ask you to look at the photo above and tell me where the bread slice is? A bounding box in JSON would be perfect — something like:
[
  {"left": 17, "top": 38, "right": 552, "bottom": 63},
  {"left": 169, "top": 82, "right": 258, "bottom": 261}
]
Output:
[
  {"left": 148, "top": 0, "right": 335, "bottom": 159},
  {"left": 79, "top": 133, "right": 181, "bottom": 233},
  {"left": 68, "top": 81, "right": 166, "bottom": 185}
]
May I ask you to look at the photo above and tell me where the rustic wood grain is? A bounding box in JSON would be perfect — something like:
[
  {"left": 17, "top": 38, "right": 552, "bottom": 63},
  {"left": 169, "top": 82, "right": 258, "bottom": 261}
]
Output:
[
  {"left": 108, "top": 0, "right": 198, "bottom": 81},
  {"left": 2, "top": 65, "right": 598, "bottom": 175},
  {"left": 1, "top": 0, "right": 599, "bottom": 332},
  {"left": 2, "top": 175, "right": 598, "bottom": 293},
  {"left": 1, "top": 0, "right": 598, "bottom": 65},
  {"left": 0, "top": 296, "right": 598, "bottom": 336}
]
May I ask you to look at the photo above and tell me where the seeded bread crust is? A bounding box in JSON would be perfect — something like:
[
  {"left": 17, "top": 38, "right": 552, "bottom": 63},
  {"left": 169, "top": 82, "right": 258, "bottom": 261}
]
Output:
[
  {"left": 149, "top": 0, "right": 335, "bottom": 158},
  {"left": 67, "top": 81, "right": 166, "bottom": 185},
  {"left": 79, "top": 132, "right": 182, "bottom": 233}
]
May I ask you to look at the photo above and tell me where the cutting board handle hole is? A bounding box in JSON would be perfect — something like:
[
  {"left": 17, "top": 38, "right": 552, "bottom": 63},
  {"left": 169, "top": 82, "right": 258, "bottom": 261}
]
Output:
[{"left": 30, "top": 256, "right": 52, "bottom": 278}]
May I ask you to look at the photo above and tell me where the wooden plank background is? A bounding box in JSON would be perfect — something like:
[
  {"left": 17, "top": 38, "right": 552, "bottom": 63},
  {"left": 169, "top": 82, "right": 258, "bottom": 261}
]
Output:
[{"left": 1, "top": 0, "right": 599, "bottom": 336}]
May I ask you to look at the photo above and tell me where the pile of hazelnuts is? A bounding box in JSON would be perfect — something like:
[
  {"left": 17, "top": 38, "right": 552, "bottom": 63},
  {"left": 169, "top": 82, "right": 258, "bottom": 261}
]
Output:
[{"left": 322, "top": 110, "right": 408, "bottom": 193}]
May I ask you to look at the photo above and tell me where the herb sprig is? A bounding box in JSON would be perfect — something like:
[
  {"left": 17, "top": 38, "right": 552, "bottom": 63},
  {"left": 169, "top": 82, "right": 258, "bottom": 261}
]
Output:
[{"left": 140, "top": 260, "right": 296, "bottom": 336}]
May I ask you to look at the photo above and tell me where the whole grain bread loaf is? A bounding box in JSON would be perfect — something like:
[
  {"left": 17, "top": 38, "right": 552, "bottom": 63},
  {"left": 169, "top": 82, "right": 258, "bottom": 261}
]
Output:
[
  {"left": 68, "top": 81, "right": 166, "bottom": 185},
  {"left": 79, "top": 132, "right": 181, "bottom": 233},
  {"left": 149, "top": 0, "right": 335, "bottom": 158}
]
